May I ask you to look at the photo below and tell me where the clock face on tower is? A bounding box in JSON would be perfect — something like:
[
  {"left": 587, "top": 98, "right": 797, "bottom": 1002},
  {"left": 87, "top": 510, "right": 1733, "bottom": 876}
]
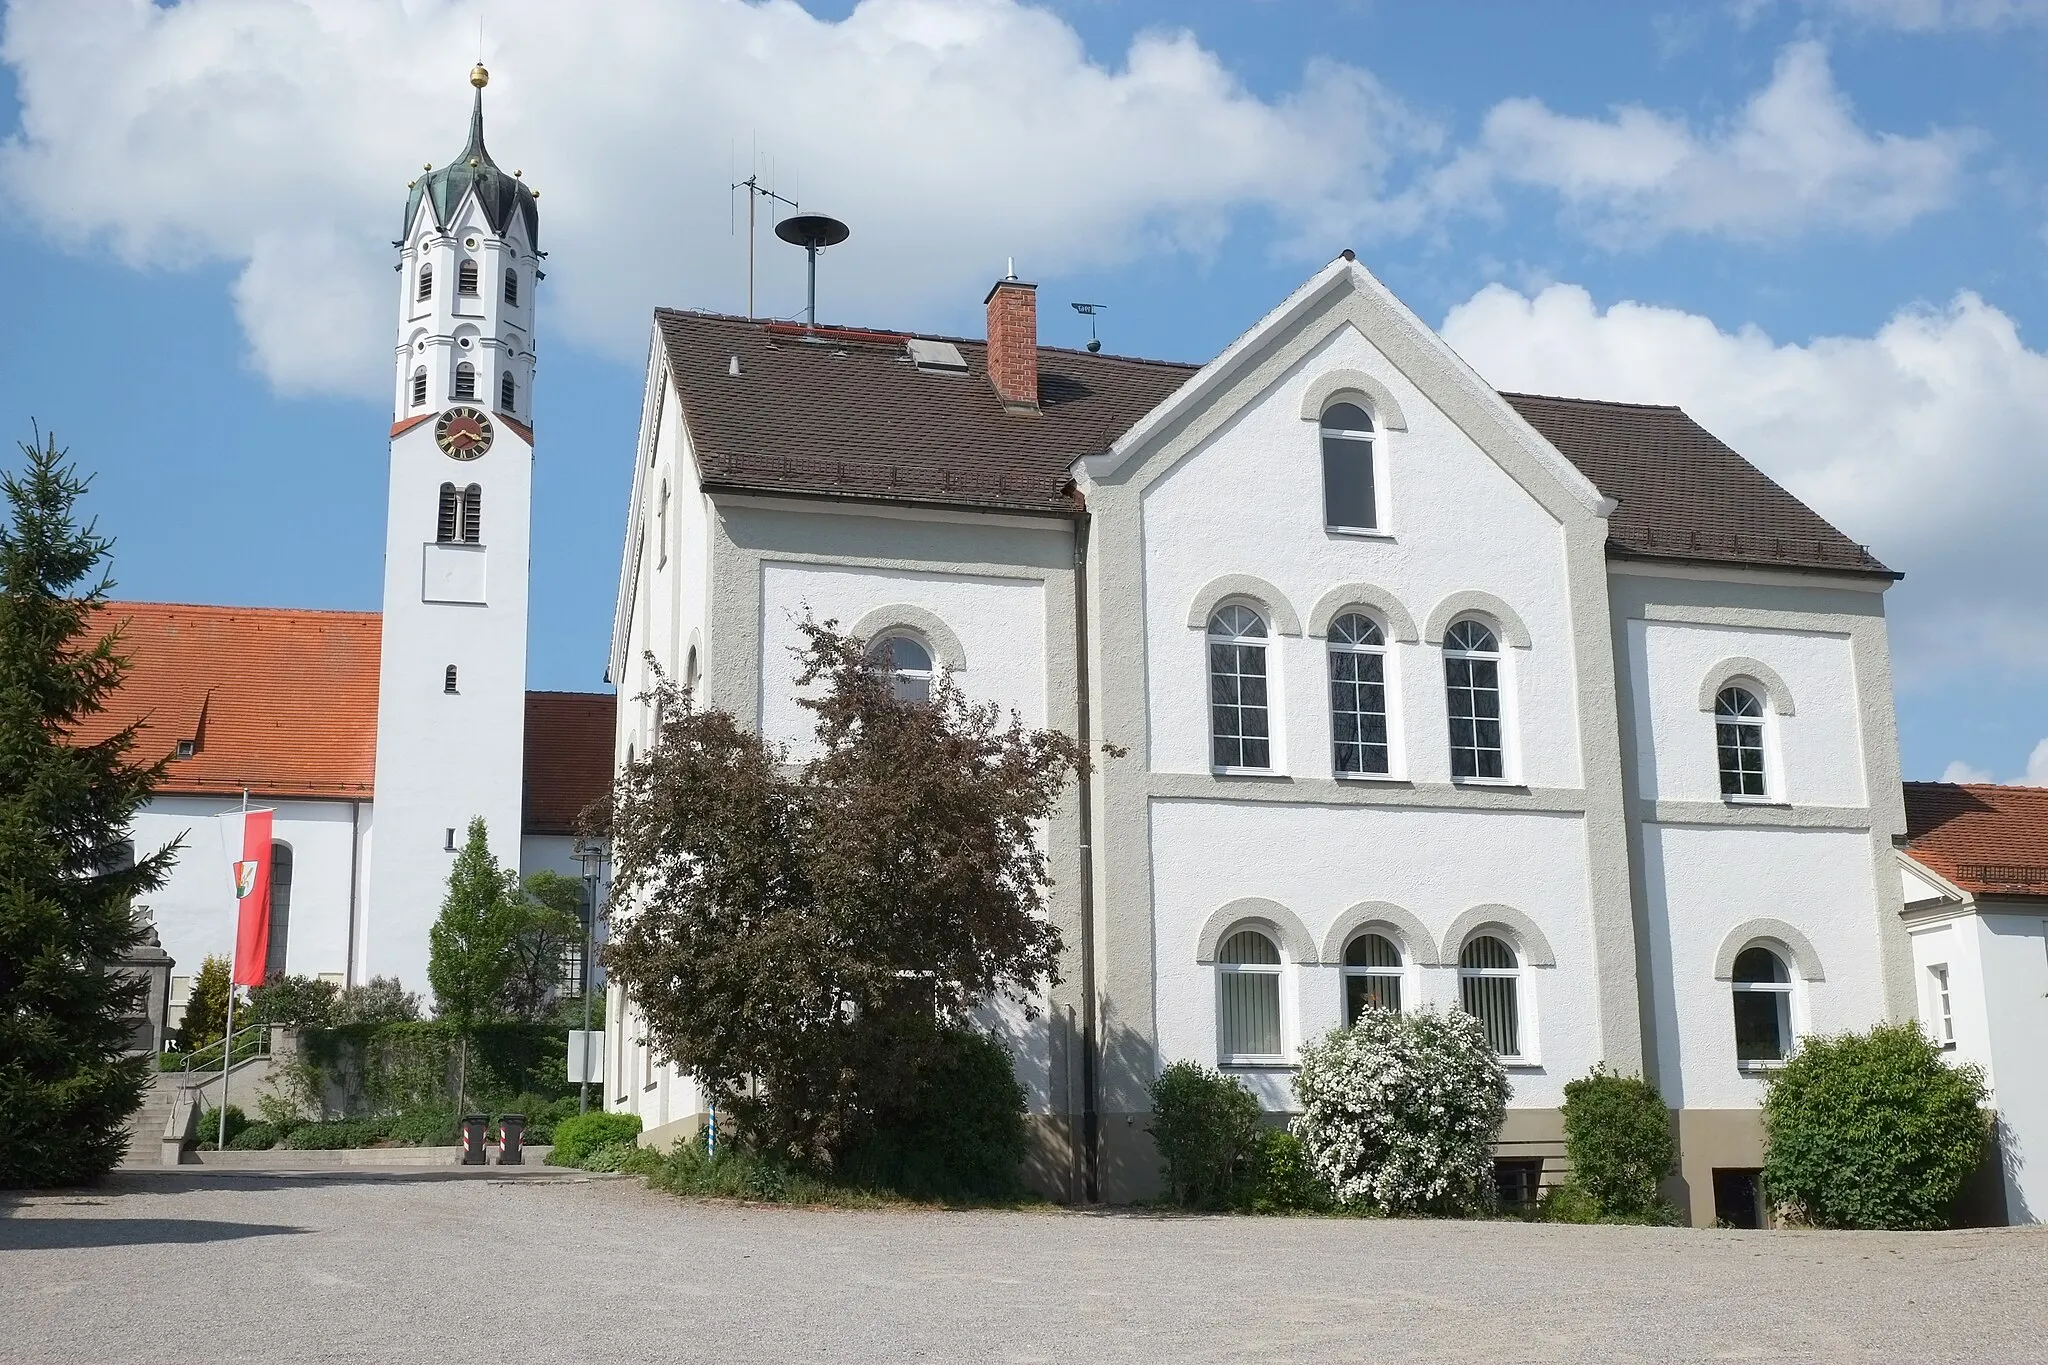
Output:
[{"left": 435, "top": 406, "right": 494, "bottom": 460}]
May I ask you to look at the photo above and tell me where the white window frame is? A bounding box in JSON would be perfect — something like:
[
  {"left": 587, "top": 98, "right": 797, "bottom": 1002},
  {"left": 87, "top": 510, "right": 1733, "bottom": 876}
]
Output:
[
  {"left": 1457, "top": 934, "right": 1526, "bottom": 1062},
  {"left": 1341, "top": 931, "right": 1404, "bottom": 1025},
  {"left": 1926, "top": 962, "right": 1955, "bottom": 1050},
  {"left": 1319, "top": 401, "right": 1384, "bottom": 535},
  {"left": 1328, "top": 612, "right": 1392, "bottom": 779},
  {"left": 1216, "top": 927, "right": 1286, "bottom": 1066},
  {"left": 1731, "top": 944, "right": 1796, "bottom": 1071},
  {"left": 1715, "top": 684, "right": 1772, "bottom": 803},
  {"left": 1444, "top": 618, "right": 1509, "bottom": 783},
  {"left": 1208, "top": 603, "right": 1274, "bottom": 774},
  {"left": 869, "top": 632, "right": 934, "bottom": 703}
]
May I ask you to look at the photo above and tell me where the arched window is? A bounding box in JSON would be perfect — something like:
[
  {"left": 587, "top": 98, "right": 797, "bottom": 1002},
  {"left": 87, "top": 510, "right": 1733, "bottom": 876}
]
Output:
[
  {"left": 1217, "top": 928, "right": 1283, "bottom": 1062},
  {"left": 453, "top": 361, "right": 477, "bottom": 401},
  {"left": 457, "top": 259, "right": 479, "bottom": 295},
  {"left": 1731, "top": 945, "right": 1793, "bottom": 1064},
  {"left": 504, "top": 267, "right": 519, "bottom": 306},
  {"left": 1716, "top": 686, "right": 1767, "bottom": 799},
  {"left": 436, "top": 483, "right": 460, "bottom": 543},
  {"left": 264, "top": 842, "right": 294, "bottom": 979},
  {"left": 869, "top": 634, "right": 933, "bottom": 703},
  {"left": 417, "top": 263, "right": 433, "bottom": 301},
  {"left": 1459, "top": 935, "right": 1521, "bottom": 1057},
  {"left": 1320, "top": 400, "right": 1377, "bottom": 531},
  {"left": 500, "top": 369, "right": 516, "bottom": 412},
  {"left": 1329, "top": 611, "right": 1388, "bottom": 776},
  {"left": 1444, "top": 619, "right": 1504, "bottom": 780},
  {"left": 685, "top": 645, "right": 701, "bottom": 694},
  {"left": 656, "top": 478, "right": 669, "bottom": 568},
  {"left": 444, "top": 664, "right": 459, "bottom": 694},
  {"left": 411, "top": 367, "right": 428, "bottom": 408},
  {"left": 1208, "top": 604, "right": 1271, "bottom": 771},
  {"left": 1342, "top": 932, "right": 1403, "bottom": 1023},
  {"left": 459, "top": 484, "right": 481, "bottom": 543}
]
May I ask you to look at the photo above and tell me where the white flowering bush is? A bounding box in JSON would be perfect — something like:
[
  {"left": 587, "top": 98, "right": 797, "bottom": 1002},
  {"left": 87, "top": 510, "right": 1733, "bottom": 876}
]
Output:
[{"left": 1292, "top": 1007, "right": 1510, "bottom": 1216}]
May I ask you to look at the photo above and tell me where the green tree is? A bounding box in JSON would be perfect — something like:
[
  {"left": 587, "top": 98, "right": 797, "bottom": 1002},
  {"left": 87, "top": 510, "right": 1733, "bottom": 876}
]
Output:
[
  {"left": 501, "top": 870, "right": 584, "bottom": 1021},
  {"left": 0, "top": 430, "right": 179, "bottom": 1188},
  {"left": 1557, "top": 1065, "right": 1676, "bottom": 1219},
  {"left": 426, "top": 817, "right": 520, "bottom": 1028},
  {"left": 178, "top": 953, "right": 233, "bottom": 1049},
  {"left": 605, "top": 622, "right": 1086, "bottom": 1170}
]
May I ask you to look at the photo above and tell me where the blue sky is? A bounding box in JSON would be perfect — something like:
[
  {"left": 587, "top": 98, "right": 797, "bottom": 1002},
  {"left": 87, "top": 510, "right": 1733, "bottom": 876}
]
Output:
[{"left": 1, "top": 0, "right": 2044, "bottom": 782}]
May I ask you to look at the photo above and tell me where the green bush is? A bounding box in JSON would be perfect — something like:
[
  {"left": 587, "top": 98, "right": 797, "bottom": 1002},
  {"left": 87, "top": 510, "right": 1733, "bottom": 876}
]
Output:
[
  {"left": 278, "top": 1117, "right": 392, "bottom": 1150},
  {"left": 247, "top": 974, "right": 339, "bottom": 1031},
  {"left": 1148, "top": 1060, "right": 1264, "bottom": 1209},
  {"left": 194, "top": 1105, "right": 249, "bottom": 1149},
  {"left": 842, "top": 1027, "right": 1028, "bottom": 1201},
  {"left": 1560, "top": 1065, "right": 1675, "bottom": 1218},
  {"left": 1535, "top": 1181, "right": 1601, "bottom": 1224},
  {"left": 1763, "top": 1023, "right": 1989, "bottom": 1230},
  {"left": 1246, "top": 1129, "right": 1330, "bottom": 1213},
  {"left": 548, "top": 1111, "right": 643, "bottom": 1167},
  {"left": 385, "top": 1106, "right": 458, "bottom": 1147},
  {"left": 226, "top": 1122, "right": 281, "bottom": 1151}
]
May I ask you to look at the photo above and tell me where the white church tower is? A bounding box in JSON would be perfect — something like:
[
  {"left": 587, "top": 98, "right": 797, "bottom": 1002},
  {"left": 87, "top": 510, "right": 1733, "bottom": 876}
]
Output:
[{"left": 366, "top": 65, "right": 539, "bottom": 993}]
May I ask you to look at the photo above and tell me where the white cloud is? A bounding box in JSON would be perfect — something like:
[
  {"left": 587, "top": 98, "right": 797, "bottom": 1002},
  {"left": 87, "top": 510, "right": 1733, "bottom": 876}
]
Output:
[
  {"left": 2027, "top": 739, "right": 2048, "bottom": 785},
  {"left": 1937, "top": 740, "right": 2048, "bottom": 786},
  {"left": 1752, "top": 0, "right": 2048, "bottom": 30},
  {"left": 1942, "top": 760, "right": 1995, "bottom": 783},
  {"left": 1440, "top": 282, "right": 2048, "bottom": 682},
  {"left": 0, "top": 0, "right": 1431, "bottom": 397},
  {"left": 1426, "top": 41, "right": 1971, "bottom": 244}
]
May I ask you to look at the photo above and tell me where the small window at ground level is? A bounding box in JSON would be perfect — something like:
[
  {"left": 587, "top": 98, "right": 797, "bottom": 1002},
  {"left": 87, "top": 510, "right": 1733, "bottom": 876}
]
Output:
[
  {"left": 1495, "top": 1158, "right": 1544, "bottom": 1210},
  {"left": 1731, "top": 944, "right": 1792, "bottom": 1063},
  {"left": 1458, "top": 934, "right": 1520, "bottom": 1057},
  {"left": 1217, "top": 928, "right": 1282, "bottom": 1062}
]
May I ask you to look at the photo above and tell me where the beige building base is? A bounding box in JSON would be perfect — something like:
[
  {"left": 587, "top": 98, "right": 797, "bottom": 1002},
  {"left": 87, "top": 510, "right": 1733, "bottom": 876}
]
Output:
[
  {"left": 1673, "top": 1109, "right": 1765, "bottom": 1226},
  {"left": 638, "top": 1112, "right": 709, "bottom": 1153}
]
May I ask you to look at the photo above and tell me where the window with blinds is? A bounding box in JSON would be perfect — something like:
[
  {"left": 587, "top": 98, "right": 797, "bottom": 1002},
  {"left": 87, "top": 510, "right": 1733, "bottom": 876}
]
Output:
[
  {"left": 457, "top": 259, "right": 479, "bottom": 295},
  {"left": 1217, "top": 928, "right": 1283, "bottom": 1061},
  {"left": 504, "top": 268, "right": 519, "bottom": 306},
  {"left": 411, "top": 368, "right": 428, "bottom": 408},
  {"left": 1458, "top": 934, "right": 1521, "bottom": 1057},
  {"left": 458, "top": 483, "right": 481, "bottom": 543},
  {"left": 453, "top": 362, "right": 476, "bottom": 401},
  {"left": 417, "top": 264, "right": 433, "bottom": 301}
]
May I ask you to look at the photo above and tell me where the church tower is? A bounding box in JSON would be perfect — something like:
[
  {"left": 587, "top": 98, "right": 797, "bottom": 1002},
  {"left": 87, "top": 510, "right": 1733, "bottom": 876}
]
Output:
[{"left": 365, "top": 65, "right": 539, "bottom": 993}]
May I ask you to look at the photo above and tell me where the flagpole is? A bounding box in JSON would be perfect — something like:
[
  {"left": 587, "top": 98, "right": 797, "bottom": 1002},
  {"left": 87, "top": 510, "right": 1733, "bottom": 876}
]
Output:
[{"left": 219, "top": 788, "right": 248, "bottom": 1150}]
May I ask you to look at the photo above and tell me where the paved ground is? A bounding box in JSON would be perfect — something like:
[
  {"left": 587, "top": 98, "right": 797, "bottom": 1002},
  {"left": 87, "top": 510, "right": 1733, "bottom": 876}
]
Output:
[{"left": 4, "top": 1169, "right": 2044, "bottom": 1364}]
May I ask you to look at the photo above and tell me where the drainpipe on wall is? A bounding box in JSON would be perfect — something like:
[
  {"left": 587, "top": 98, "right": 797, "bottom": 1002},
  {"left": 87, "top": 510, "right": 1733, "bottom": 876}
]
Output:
[
  {"left": 1070, "top": 508, "right": 1100, "bottom": 1204},
  {"left": 344, "top": 798, "right": 363, "bottom": 987}
]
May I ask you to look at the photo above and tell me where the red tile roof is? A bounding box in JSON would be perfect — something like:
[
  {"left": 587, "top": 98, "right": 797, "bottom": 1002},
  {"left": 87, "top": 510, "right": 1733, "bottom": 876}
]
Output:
[
  {"left": 77, "top": 602, "right": 616, "bottom": 825},
  {"left": 523, "top": 690, "right": 617, "bottom": 835},
  {"left": 1903, "top": 782, "right": 2048, "bottom": 898}
]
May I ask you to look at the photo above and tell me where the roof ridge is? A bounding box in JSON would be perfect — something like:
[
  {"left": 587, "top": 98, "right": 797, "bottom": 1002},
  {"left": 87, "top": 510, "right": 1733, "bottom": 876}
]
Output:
[
  {"left": 1906, "top": 779, "right": 2048, "bottom": 795},
  {"left": 654, "top": 307, "right": 1202, "bottom": 371},
  {"left": 525, "top": 688, "right": 617, "bottom": 700},
  {"left": 107, "top": 600, "right": 381, "bottom": 621},
  {"left": 1500, "top": 390, "right": 1684, "bottom": 412}
]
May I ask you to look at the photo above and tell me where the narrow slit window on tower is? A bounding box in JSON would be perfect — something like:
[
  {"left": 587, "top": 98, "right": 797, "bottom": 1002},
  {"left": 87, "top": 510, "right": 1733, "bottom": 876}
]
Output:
[
  {"left": 436, "top": 483, "right": 459, "bottom": 542},
  {"left": 459, "top": 484, "right": 482, "bottom": 543},
  {"left": 458, "top": 259, "right": 479, "bottom": 295},
  {"left": 444, "top": 665, "right": 459, "bottom": 694},
  {"left": 500, "top": 370, "right": 515, "bottom": 412},
  {"left": 454, "top": 361, "right": 476, "bottom": 401},
  {"left": 417, "top": 263, "right": 433, "bottom": 301},
  {"left": 503, "top": 268, "right": 519, "bottom": 306},
  {"left": 411, "top": 367, "right": 428, "bottom": 407}
]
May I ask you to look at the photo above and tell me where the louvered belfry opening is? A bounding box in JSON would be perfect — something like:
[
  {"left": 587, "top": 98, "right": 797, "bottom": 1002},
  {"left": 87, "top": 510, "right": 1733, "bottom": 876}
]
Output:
[
  {"left": 436, "top": 483, "right": 460, "bottom": 542},
  {"left": 459, "top": 483, "right": 482, "bottom": 543},
  {"left": 458, "top": 259, "right": 479, "bottom": 295},
  {"left": 454, "top": 362, "right": 476, "bottom": 401}
]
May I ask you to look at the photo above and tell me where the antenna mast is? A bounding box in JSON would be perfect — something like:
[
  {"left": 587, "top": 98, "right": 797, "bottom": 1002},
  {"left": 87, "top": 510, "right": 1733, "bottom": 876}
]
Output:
[{"left": 731, "top": 169, "right": 798, "bottom": 320}]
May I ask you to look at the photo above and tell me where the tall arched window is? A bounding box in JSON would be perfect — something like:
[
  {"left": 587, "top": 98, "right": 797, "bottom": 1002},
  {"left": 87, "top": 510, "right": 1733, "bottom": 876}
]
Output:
[
  {"left": 1444, "top": 619, "right": 1504, "bottom": 780},
  {"left": 453, "top": 361, "right": 477, "bottom": 401},
  {"left": 437, "top": 483, "right": 460, "bottom": 542},
  {"left": 411, "top": 367, "right": 428, "bottom": 408},
  {"left": 417, "top": 263, "right": 433, "bottom": 301},
  {"left": 685, "top": 645, "right": 701, "bottom": 694},
  {"left": 1329, "top": 611, "right": 1389, "bottom": 776},
  {"left": 1320, "top": 400, "right": 1377, "bottom": 531},
  {"left": 1716, "top": 686, "right": 1767, "bottom": 798},
  {"left": 869, "top": 634, "right": 934, "bottom": 703},
  {"left": 457, "top": 259, "right": 479, "bottom": 295},
  {"left": 264, "top": 843, "right": 294, "bottom": 980},
  {"left": 1217, "top": 928, "right": 1283, "bottom": 1062},
  {"left": 1208, "top": 604, "right": 1271, "bottom": 771},
  {"left": 444, "top": 664, "right": 459, "bottom": 694},
  {"left": 458, "top": 484, "right": 481, "bottom": 543},
  {"left": 1732, "top": 945, "right": 1793, "bottom": 1064},
  {"left": 1342, "top": 932, "right": 1403, "bottom": 1023},
  {"left": 656, "top": 478, "right": 669, "bottom": 568},
  {"left": 1459, "top": 935, "right": 1520, "bottom": 1057},
  {"left": 500, "top": 370, "right": 516, "bottom": 412},
  {"left": 503, "top": 267, "right": 520, "bottom": 306}
]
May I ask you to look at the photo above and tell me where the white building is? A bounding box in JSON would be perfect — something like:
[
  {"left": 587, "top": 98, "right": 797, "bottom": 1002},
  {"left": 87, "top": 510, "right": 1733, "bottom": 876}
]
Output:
[
  {"left": 1899, "top": 782, "right": 2048, "bottom": 1225},
  {"left": 79, "top": 69, "right": 614, "bottom": 1028},
  {"left": 604, "top": 255, "right": 1916, "bottom": 1222}
]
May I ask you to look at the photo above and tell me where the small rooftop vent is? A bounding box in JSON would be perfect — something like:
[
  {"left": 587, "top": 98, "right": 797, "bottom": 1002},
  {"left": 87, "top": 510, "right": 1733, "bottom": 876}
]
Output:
[{"left": 906, "top": 338, "right": 968, "bottom": 374}]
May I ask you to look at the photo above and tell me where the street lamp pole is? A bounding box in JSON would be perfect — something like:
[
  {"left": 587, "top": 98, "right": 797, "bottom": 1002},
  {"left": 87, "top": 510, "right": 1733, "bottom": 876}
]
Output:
[{"left": 575, "top": 839, "right": 608, "bottom": 1115}]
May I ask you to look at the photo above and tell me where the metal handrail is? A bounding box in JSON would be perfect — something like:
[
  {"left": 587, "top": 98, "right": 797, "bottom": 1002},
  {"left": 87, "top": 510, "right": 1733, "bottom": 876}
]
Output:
[{"left": 170, "top": 1022, "right": 272, "bottom": 1080}]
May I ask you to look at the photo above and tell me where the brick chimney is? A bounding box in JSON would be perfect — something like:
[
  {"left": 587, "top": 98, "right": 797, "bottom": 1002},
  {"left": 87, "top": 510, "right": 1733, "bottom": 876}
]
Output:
[{"left": 985, "top": 276, "right": 1039, "bottom": 414}]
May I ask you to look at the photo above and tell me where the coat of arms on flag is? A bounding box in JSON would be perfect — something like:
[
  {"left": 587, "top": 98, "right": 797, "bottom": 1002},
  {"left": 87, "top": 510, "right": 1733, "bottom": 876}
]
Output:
[{"left": 233, "top": 860, "right": 261, "bottom": 900}]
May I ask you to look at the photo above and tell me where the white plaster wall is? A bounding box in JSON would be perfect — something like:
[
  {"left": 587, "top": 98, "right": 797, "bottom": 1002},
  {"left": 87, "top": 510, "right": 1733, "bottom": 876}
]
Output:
[
  {"left": 137, "top": 796, "right": 369, "bottom": 1000},
  {"left": 1140, "top": 324, "right": 1581, "bottom": 787},
  {"left": 757, "top": 562, "right": 1048, "bottom": 754},
  {"left": 1150, "top": 801, "right": 1600, "bottom": 1110},
  {"left": 1974, "top": 910, "right": 2048, "bottom": 1222},
  {"left": 1640, "top": 824, "right": 1889, "bottom": 1109},
  {"left": 1627, "top": 620, "right": 1866, "bottom": 807}
]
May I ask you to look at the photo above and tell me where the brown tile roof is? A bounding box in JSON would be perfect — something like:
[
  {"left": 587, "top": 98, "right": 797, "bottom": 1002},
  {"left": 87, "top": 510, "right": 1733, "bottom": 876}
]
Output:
[
  {"left": 76, "top": 601, "right": 382, "bottom": 800},
  {"left": 656, "top": 311, "right": 1885, "bottom": 576},
  {"left": 78, "top": 602, "right": 617, "bottom": 826},
  {"left": 1903, "top": 782, "right": 2048, "bottom": 898},
  {"left": 523, "top": 690, "right": 616, "bottom": 836}
]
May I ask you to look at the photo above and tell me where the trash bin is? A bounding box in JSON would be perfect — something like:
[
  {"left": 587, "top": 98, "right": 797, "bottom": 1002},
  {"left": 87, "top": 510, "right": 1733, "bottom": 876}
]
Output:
[
  {"left": 460, "top": 1113, "right": 488, "bottom": 1165},
  {"left": 496, "top": 1113, "right": 525, "bottom": 1165}
]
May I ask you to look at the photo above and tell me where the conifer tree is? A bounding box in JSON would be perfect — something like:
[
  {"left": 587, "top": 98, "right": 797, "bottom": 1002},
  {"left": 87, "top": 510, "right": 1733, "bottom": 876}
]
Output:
[
  {"left": 426, "top": 817, "right": 520, "bottom": 1028},
  {"left": 0, "top": 431, "right": 177, "bottom": 1188}
]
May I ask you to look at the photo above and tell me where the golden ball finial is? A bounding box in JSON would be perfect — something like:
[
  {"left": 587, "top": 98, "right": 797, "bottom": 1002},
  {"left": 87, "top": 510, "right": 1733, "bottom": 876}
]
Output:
[{"left": 470, "top": 64, "right": 490, "bottom": 89}]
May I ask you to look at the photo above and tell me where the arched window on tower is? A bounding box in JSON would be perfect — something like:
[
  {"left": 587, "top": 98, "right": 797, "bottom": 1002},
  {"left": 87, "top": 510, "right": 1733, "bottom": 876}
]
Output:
[
  {"left": 459, "top": 484, "right": 482, "bottom": 543},
  {"left": 500, "top": 370, "right": 516, "bottom": 412},
  {"left": 444, "top": 665, "right": 459, "bottom": 694},
  {"left": 503, "top": 268, "right": 519, "bottom": 306},
  {"left": 411, "top": 368, "right": 428, "bottom": 408},
  {"left": 454, "top": 361, "right": 477, "bottom": 401},
  {"left": 457, "top": 259, "right": 479, "bottom": 295},
  {"left": 437, "top": 483, "right": 460, "bottom": 543},
  {"left": 417, "top": 263, "right": 433, "bottom": 301}
]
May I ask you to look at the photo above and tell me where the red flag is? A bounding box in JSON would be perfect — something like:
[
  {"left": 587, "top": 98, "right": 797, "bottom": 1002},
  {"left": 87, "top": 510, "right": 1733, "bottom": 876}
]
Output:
[{"left": 231, "top": 809, "right": 274, "bottom": 987}]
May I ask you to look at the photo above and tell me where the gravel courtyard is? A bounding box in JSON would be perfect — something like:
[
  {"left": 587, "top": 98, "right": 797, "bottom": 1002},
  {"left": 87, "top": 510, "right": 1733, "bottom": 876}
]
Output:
[{"left": 4, "top": 1168, "right": 2043, "bottom": 1364}]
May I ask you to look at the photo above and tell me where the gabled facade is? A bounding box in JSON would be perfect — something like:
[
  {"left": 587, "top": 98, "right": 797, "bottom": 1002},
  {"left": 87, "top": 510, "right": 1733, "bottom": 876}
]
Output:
[{"left": 607, "top": 255, "right": 1910, "bottom": 1220}]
